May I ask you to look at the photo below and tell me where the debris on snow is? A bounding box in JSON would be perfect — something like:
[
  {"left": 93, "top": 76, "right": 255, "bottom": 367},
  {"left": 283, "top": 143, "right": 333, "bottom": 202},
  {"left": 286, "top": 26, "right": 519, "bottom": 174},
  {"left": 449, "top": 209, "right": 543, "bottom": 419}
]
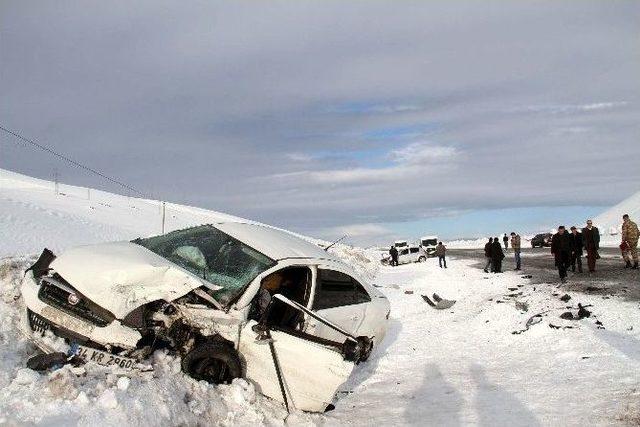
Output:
[{"left": 560, "top": 294, "right": 572, "bottom": 302}]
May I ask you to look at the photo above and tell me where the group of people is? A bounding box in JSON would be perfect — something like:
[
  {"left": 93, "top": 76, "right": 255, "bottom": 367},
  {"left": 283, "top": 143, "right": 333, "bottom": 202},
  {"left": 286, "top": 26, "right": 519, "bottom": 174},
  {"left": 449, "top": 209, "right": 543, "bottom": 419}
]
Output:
[
  {"left": 483, "top": 232, "right": 521, "bottom": 273},
  {"left": 551, "top": 214, "right": 638, "bottom": 282}
]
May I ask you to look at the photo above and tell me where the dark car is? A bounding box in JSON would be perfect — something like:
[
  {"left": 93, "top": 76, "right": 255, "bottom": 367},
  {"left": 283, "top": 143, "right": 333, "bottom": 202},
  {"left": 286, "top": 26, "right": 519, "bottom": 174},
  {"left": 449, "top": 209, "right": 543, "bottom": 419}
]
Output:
[{"left": 531, "top": 233, "right": 552, "bottom": 248}]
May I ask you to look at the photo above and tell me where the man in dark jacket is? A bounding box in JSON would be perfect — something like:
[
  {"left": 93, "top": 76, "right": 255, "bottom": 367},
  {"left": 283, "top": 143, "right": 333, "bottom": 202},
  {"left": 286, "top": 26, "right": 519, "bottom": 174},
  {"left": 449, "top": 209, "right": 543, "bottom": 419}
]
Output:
[
  {"left": 503, "top": 234, "right": 509, "bottom": 250},
  {"left": 436, "top": 242, "right": 447, "bottom": 268},
  {"left": 569, "top": 226, "right": 583, "bottom": 273},
  {"left": 483, "top": 237, "right": 493, "bottom": 273},
  {"left": 582, "top": 219, "right": 600, "bottom": 273},
  {"left": 552, "top": 226, "right": 572, "bottom": 282},
  {"left": 491, "top": 237, "right": 505, "bottom": 273},
  {"left": 389, "top": 246, "right": 399, "bottom": 267}
]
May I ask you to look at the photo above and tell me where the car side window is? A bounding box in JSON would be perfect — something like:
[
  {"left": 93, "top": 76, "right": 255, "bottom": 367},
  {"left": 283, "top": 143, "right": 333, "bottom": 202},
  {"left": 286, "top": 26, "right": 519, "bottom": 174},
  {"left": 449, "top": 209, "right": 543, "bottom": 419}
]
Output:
[
  {"left": 409, "top": 247, "right": 419, "bottom": 254},
  {"left": 313, "top": 269, "right": 371, "bottom": 310},
  {"left": 400, "top": 249, "right": 409, "bottom": 256}
]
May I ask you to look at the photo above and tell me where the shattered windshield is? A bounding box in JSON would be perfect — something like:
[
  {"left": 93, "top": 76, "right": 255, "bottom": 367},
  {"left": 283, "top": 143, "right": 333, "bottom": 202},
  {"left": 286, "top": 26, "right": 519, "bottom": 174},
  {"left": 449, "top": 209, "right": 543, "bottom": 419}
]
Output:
[{"left": 133, "top": 225, "right": 276, "bottom": 305}]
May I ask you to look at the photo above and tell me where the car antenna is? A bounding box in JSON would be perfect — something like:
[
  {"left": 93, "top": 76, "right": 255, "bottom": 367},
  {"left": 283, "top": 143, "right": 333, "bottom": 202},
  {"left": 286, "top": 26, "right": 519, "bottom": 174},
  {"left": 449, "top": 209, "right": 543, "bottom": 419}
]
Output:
[{"left": 324, "top": 235, "right": 347, "bottom": 251}]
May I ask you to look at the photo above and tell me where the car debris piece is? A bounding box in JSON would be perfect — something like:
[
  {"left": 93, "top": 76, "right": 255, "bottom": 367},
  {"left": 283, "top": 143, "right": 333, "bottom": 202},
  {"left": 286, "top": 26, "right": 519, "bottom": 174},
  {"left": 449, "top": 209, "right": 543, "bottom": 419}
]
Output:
[
  {"left": 26, "top": 352, "right": 77, "bottom": 371},
  {"left": 515, "top": 301, "right": 529, "bottom": 312},
  {"left": 404, "top": 290, "right": 414, "bottom": 295},
  {"left": 549, "top": 324, "right": 574, "bottom": 330},
  {"left": 577, "top": 303, "right": 591, "bottom": 319},
  {"left": 559, "top": 294, "right": 571, "bottom": 302},
  {"left": 421, "top": 294, "right": 456, "bottom": 310},
  {"left": 512, "top": 313, "right": 544, "bottom": 334}
]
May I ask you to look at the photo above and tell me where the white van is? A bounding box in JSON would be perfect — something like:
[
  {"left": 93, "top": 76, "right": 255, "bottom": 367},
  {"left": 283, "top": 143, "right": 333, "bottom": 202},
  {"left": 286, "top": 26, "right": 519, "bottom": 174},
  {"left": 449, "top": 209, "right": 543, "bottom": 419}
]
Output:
[
  {"left": 420, "top": 236, "right": 438, "bottom": 257},
  {"left": 397, "top": 245, "right": 426, "bottom": 264}
]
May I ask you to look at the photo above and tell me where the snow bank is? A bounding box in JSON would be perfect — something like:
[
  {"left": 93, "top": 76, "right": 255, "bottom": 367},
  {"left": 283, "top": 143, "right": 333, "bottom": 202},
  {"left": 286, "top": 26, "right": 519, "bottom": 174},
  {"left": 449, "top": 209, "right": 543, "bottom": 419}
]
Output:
[{"left": 594, "top": 189, "right": 640, "bottom": 246}]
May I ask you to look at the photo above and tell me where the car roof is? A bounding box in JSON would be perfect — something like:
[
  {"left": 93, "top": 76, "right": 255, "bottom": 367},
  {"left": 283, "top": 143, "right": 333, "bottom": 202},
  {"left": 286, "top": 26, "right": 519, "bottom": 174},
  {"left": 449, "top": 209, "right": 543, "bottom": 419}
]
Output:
[{"left": 213, "top": 222, "right": 343, "bottom": 262}]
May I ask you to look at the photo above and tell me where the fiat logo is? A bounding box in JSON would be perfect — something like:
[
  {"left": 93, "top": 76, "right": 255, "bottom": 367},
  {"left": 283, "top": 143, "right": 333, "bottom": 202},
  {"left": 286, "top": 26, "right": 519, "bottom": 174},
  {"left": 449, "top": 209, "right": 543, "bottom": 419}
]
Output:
[{"left": 67, "top": 293, "right": 80, "bottom": 306}]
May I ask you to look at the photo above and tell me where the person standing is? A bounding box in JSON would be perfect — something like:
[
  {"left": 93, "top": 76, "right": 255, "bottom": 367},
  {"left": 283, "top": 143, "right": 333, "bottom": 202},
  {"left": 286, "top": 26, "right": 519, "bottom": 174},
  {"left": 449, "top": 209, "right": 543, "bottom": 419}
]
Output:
[
  {"left": 483, "top": 237, "right": 493, "bottom": 273},
  {"left": 503, "top": 233, "right": 509, "bottom": 250},
  {"left": 389, "top": 246, "right": 399, "bottom": 267},
  {"left": 569, "top": 226, "right": 583, "bottom": 273},
  {"left": 436, "top": 242, "right": 447, "bottom": 268},
  {"left": 551, "top": 226, "right": 572, "bottom": 283},
  {"left": 582, "top": 219, "right": 600, "bottom": 273},
  {"left": 510, "top": 232, "right": 521, "bottom": 270},
  {"left": 491, "top": 237, "right": 505, "bottom": 273},
  {"left": 622, "top": 214, "right": 639, "bottom": 269}
]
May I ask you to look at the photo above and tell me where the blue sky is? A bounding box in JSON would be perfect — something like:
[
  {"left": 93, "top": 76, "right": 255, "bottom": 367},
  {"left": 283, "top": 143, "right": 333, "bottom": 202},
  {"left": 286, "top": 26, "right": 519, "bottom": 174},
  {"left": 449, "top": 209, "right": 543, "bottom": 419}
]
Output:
[{"left": 1, "top": 1, "right": 639, "bottom": 246}]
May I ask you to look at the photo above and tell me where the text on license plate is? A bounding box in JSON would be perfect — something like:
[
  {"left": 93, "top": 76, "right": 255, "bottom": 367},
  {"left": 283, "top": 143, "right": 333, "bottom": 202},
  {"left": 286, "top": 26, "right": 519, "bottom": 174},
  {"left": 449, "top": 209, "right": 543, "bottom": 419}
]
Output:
[{"left": 75, "top": 345, "right": 136, "bottom": 369}]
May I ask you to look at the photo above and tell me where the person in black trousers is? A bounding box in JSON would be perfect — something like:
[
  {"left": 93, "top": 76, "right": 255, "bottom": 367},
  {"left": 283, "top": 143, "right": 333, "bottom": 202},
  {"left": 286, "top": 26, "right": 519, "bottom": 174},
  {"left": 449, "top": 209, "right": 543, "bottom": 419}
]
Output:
[
  {"left": 483, "top": 237, "right": 493, "bottom": 273},
  {"left": 389, "top": 246, "right": 399, "bottom": 267},
  {"left": 491, "top": 237, "right": 505, "bottom": 273},
  {"left": 569, "top": 226, "right": 583, "bottom": 273},
  {"left": 551, "top": 226, "right": 572, "bottom": 283}
]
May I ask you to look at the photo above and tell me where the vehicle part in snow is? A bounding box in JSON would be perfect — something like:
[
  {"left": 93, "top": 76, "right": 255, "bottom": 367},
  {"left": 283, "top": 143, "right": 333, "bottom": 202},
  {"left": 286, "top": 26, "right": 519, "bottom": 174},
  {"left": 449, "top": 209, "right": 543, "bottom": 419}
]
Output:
[
  {"left": 25, "top": 248, "right": 56, "bottom": 279},
  {"left": 560, "top": 294, "right": 571, "bottom": 302},
  {"left": 404, "top": 290, "right": 414, "bottom": 294},
  {"left": 354, "top": 336, "right": 374, "bottom": 362},
  {"left": 549, "top": 324, "right": 574, "bottom": 330},
  {"left": 266, "top": 328, "right": 290, "bottom": 414},
  {"left": 577, "top": 304, "right": 591, "bottom": 319},
  {"left": 560, "top": 312, "right": 575, "bottom": 320},
  {"left": 515, "top": 301, "right": 529, "bottom": 312},
  {"left": 512, "top": 313, "right": 544, "bottom": 335},
  {"left": 181, "top": 341, "right": 242, "bottom": 384},
  {"left": 422, "top": 294, "right": 456, "bottom": 310},
  {"left": 27, "top": 351, "right": 72, "bottom": 371},
  {"left": 595, "top": 320, "right": 605, "bottom": 329},
  {"left": 559, "top": 304, "right": 592, "bottom": 321}
]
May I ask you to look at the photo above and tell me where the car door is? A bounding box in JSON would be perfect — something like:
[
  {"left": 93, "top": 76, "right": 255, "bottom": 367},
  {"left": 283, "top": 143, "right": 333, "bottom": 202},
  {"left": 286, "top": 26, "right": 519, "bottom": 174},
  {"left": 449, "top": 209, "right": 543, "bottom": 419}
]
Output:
[
  {"left": 397, "top": 248, "right": 410, "bottom": 264},
  {"left": 409, "top": 247, "right": 420, "bottom": 262},
  {"left": 238, "top": 319, "right": 354, "bottom": 412},
  {"left": 305, "top": 268, "right": 371, "bottom": 343}
]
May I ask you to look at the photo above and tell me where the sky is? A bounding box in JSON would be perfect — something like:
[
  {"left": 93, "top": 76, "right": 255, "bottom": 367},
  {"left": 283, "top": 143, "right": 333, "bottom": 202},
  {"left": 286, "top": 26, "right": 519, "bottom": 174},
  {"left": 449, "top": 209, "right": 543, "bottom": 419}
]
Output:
[{"left": 1, "top": 1, "right": 639, "bottom": 246}]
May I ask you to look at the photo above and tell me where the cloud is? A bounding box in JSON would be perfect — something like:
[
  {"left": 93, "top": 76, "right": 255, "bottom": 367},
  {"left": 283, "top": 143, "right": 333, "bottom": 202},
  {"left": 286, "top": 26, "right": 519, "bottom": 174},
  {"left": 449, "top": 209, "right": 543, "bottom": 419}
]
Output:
[
  {"left": 1, "top": 0, "right": 639, "bottom": 246},
  {"left": 390, "top": 142, "right": 458, "bottom": 165}
]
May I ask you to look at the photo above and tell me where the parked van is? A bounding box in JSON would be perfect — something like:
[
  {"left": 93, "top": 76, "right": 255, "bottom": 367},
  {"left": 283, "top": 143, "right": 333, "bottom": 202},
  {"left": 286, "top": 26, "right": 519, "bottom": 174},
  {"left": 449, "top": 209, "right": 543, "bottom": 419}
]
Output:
[{"left": 420, "top": 236, "right": 438, "bottom": 257}]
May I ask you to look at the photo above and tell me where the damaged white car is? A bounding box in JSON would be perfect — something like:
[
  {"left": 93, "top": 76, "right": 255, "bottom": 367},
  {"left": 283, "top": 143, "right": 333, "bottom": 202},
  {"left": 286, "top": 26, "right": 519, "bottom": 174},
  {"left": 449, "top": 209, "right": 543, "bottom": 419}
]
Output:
[{"left": 20, "top": 223, "right": 390, "bottom": 412}]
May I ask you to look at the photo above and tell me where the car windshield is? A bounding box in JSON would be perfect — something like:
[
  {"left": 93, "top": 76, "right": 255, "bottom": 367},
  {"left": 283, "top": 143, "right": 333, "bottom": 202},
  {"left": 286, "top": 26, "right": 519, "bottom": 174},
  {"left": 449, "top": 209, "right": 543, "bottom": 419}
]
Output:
[
  {"left": 423, "top": 239, "right": 437, "bottom": 246},
  {"left": 133, "top": 225, "right": 276, "bottom": 305}
]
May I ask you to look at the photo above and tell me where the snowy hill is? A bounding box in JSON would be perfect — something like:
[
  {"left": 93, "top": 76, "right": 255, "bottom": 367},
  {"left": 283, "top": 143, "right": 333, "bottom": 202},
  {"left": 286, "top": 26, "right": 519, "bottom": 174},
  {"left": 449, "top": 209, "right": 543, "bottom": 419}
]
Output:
[
  {"left": 0, "top": 168, "right": 256, "bottom": 258},
  {"left": 594, "top": 189, "right": 640, "bottom": 243}
]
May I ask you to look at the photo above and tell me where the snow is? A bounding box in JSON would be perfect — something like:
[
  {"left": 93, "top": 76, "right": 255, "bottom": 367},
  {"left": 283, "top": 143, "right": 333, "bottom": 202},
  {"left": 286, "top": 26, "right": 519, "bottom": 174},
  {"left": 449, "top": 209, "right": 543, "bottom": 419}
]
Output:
[
  {"left": 1, "top": 167, "right": 639, "bottom": 425},
  {"left": 594, "top": 189, "right": 640, "bottom": 245}
]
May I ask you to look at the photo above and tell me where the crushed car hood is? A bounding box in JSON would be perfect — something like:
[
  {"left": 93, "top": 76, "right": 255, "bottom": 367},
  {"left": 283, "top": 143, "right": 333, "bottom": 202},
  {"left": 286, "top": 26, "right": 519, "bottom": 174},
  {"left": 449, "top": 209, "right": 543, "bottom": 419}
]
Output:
[{"left": 50, "top": 241, "right": 220, "bottom": 319}]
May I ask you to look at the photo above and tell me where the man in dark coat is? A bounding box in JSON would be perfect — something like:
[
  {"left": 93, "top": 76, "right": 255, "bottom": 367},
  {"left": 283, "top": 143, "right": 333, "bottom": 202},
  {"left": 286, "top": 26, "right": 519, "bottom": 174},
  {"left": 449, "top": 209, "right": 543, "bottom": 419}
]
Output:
[
  {"left": 503, "top": 234, "right": 509, "bottom": 250},
  {"left": 551, "top": 226, "right": 572, "bottom": 282},
  {"left": 582, "top": 219, "right": 600, "bottom": 273},
  {"left": 483, "top": 237, "right": 493, "bottom": 273},
  {"left": 389, "top": 246, "right": 399, "bottom": 267},
  {"left": 491, "top": 237, "right": 505, "bottom": 273},
  {"left": 569, "top": 226, "right": 583, "bottom": 273}
]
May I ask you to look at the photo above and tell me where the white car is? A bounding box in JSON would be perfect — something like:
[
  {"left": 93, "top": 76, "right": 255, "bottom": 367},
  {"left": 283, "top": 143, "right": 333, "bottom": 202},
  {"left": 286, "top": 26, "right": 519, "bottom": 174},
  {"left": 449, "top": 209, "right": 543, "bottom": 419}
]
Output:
[
  {"left": 397, "top": 245, "right": 427, "bottom": 264},
  {"left": 21, "top": 223, "right": 390, "bottom": 413}
]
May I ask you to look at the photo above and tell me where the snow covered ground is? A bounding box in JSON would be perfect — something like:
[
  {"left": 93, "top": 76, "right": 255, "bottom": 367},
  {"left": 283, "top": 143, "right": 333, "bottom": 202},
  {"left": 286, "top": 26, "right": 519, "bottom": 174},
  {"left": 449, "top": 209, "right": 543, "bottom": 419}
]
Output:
[{"left": 1, "top": 168, "right": 639, "bottom": 425}]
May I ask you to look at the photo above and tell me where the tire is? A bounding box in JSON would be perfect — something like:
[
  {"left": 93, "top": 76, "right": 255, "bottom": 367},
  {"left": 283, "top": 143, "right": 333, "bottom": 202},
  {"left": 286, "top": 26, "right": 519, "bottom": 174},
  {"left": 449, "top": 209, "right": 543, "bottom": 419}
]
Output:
[
  {"left": 181, "top": 341, "right": 242, "bottom": 384},
  {"left": 418, "top": 256, "right": 426, "bottom": 263}
]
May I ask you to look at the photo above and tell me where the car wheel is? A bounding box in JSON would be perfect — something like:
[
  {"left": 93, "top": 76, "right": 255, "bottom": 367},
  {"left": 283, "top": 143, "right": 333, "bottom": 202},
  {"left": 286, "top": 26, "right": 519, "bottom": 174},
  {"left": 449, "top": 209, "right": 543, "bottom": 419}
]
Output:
[
  {"left": 418, "top": 256, "right": 426, "bottom": 262},
  {"left": 182, "top": 342, "right": 242, "bottom": 384}
]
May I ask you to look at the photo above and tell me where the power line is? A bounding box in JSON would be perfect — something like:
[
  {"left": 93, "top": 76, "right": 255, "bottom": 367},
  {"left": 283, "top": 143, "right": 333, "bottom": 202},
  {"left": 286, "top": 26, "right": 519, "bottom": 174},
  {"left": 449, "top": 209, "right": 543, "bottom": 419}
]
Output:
[{"left": 0, "top": 124, "right": 146, "bottom": 197}]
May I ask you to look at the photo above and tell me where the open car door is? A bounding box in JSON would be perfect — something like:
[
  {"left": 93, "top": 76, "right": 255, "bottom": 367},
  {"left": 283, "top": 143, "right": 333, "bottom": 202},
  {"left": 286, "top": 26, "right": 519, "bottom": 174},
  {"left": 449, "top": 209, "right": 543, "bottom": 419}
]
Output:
[{"left": 239, "top": 319, "right": 355, "bottom": 412}]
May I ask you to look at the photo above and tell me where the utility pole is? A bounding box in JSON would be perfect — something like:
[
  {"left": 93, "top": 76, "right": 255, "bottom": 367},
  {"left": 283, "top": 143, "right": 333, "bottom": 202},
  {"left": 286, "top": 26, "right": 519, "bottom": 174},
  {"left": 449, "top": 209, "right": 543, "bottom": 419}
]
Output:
[
  {"left": 161, "top": 201, "right": 166, "bottom": 234},
  {"left": 53, "top": 170, "right": 59, "bottom": 195}
]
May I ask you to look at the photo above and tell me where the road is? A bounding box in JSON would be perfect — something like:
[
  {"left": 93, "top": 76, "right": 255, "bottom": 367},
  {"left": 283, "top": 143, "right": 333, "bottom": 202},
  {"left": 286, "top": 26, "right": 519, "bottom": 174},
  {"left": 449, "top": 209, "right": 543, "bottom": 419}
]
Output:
[{"left": 449, "top": 247, "right": 640, "bottom": 302}]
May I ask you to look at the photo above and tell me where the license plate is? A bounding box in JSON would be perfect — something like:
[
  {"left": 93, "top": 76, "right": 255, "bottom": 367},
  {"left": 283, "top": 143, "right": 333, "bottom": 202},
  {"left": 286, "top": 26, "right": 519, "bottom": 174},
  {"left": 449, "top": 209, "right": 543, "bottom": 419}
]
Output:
[{"left": 75, "top": 345, "right": 137, "bottom": 369}]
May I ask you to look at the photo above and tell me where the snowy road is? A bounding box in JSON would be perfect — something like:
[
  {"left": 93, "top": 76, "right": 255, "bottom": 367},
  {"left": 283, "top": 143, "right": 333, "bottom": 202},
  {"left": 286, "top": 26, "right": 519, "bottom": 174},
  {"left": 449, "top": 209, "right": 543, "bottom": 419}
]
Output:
[{"left": 325, "top": 258, "right": 640, "bottom": 426}]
